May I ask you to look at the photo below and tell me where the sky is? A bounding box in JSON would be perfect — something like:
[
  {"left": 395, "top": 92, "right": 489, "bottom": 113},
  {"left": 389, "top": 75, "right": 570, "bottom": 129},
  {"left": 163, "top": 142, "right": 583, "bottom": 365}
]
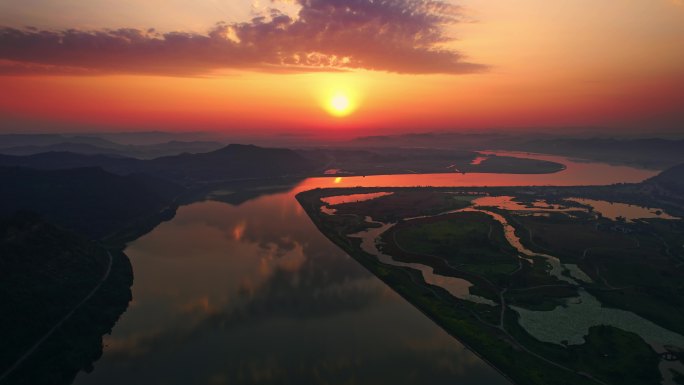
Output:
[{"left": 0, "top": 0, "right": 683, "bottom": 139}]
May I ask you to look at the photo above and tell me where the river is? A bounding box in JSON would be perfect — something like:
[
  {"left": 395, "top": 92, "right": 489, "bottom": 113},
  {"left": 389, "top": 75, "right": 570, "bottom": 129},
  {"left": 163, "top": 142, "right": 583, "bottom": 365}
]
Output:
[{"left": 73, "top": 153, "right": 657, "bottom": 385}]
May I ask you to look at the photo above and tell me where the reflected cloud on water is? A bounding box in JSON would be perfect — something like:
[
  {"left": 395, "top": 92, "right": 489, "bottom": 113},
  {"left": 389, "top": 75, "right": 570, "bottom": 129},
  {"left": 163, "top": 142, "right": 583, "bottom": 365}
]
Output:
[{"left": 74, "top": 190, "right": 509, "bottom": 385}]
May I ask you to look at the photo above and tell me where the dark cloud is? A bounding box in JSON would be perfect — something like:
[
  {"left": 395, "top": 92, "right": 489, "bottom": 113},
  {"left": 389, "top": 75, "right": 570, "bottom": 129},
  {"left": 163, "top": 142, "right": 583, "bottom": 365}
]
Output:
[{"left": 0, "top": 0, "right": 484, "bottom": 76}]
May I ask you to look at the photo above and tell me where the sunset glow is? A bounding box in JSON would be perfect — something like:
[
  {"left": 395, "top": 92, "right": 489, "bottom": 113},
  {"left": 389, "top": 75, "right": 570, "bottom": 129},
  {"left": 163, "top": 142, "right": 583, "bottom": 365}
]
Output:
[
  {"left": 326, "top": 93, "right": 353, "bottom": 117},
  {"left": 0, "top": 0, "right": 682, "bottom": 136},
  {"left": 2, "top": 2, "right": 684, "bottom": 384}
]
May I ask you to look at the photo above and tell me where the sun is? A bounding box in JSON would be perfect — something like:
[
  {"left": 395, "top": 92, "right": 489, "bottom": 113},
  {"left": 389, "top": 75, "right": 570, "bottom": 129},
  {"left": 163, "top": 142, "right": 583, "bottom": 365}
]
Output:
[
  {"left": 331, "top": 95, "right": 350, "bottom": 112},
  {"left": 325, "top": 92, "right": 355, "bottom": 117}
]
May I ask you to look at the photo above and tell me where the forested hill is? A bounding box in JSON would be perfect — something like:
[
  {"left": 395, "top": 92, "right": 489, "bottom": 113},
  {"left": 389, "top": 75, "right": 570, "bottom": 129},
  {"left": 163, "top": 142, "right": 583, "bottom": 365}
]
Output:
[
  {"left": 0, "top": 166, "right": 183, "bottom": 239},
  {"left": 0, "top": 144, "right": 317, "bottom": 185}
]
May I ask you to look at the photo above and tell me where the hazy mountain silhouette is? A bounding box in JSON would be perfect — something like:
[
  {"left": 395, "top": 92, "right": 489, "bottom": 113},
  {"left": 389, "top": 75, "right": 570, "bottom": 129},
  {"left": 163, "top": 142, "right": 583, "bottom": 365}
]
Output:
[
  {"left": 0, "top": 140, "right": 225, "bottom": 159},
  {"left": 348, "top": 133, "right": 684, "bottom": 170},
  {"left": 0, "top": 134, "right": 122, "bottom": 149},
  {"left": 516, "top": 137, "right": 684, "bottom": 169},
  {"left": 644, "top": 163, "right": 684, "bottom": 194},
  {"left": 0, "top": 144, "right": 316, "bottom": 185},
  {"left": 0, "top": 152, "right": 141, "bottom": 173},
  {"left": 143, "top": 144, "right": 316, "bottom": 183},
  {"left": 347, "top": 132, "right": 526, "bottom": 149},
  {"left": 0, "top": 167, "right": 183, "bottom": 238},
  {"left": 0, "top": 142, "right": 127, "bottom": 157}
]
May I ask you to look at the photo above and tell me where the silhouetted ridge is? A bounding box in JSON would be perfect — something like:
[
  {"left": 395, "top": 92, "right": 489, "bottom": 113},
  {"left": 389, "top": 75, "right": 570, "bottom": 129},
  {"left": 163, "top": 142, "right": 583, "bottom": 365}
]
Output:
[
  {"left": 0, "top": 166, "right": 183, "bottom": 238},
  {"left": 143, "top": 144, "right": 316, "bottom": 183},
  {"left": 645, "top": 163, "right": 684, "bottom": 194},
  {"left": 0, "top": 151, "right": 141, "bottom": 174},
  {"left": 0, "top": 137, "right": 225, "bottom": 159},
  {"left": 0, "top": 144, "right": 315, "bottom": 185},
  {"left": 517, "top": 137, "right": 684, "bottom": 169}
]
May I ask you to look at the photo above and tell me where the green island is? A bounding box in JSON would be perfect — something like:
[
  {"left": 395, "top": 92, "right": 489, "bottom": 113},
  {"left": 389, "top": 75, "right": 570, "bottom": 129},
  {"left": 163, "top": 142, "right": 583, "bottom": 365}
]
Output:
[{"left": 296, "top": 165, "right": 684, "bottom": 385}]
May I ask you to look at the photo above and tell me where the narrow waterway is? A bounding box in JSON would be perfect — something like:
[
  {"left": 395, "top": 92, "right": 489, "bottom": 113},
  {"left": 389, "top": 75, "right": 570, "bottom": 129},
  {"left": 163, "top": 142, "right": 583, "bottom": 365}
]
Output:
[{"left": 344, "top": 194, "right": 684, "bottom": 385}]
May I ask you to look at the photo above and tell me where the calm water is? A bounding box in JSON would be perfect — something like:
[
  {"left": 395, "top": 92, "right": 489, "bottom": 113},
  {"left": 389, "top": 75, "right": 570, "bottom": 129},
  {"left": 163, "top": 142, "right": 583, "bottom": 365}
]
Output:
[
  {"left": 294, "top": 151, "right": 656, "bottom": 189},
  {"left": 73, "top": 153, "right": 657, "bottom": 385},
  {"left": 566, "top": 198, "right": 679, "bottom": 222}
]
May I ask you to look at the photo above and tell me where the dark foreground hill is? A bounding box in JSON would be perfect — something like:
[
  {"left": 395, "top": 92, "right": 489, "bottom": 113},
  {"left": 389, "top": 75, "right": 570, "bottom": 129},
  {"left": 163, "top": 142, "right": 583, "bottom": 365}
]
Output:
[
  {"left": 645, "top": 163, "right": 684, "bottom": 194},
  {"left": 143, "top": 144, "right": 316, "bottom": 183},
  {"left": 0, "top": 144, "right": 317, "bottom": 185},
  {"left": 0, "top": 166, "right": 184, "bottom": 239},
  {"left": 0, "top": 213, "right": 133, "bottom": 385}
]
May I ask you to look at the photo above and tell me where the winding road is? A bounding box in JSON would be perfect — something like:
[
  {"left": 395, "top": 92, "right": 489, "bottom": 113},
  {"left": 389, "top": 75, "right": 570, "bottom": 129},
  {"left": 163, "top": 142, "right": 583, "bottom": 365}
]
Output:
[{"left": 0, "top": 251, "right": 114, "bottom": 383}]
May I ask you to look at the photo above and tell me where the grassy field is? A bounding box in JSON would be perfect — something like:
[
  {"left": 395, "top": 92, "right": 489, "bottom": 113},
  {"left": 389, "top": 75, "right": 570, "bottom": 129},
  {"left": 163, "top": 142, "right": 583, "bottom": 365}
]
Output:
[
  {"left": 394, "top": 211, "right": 516, "bottom": 263},
  {"left": 504, "top": 313, "right": 662, "bottom": 385},
  {"left": 512, "top": 214, "right": 638, "bottom": 262},
  {"left": 507, "top": 210, "right": 684, "bottom": 337},
  {"left": 298, "top": 190, "right": 601, "bottom": 385},
  {"left": 296, "top": 185, "right": 681, "bottom": 385},
  {"left": 333, "top": 190, "right": 476, "bottom": 222}
]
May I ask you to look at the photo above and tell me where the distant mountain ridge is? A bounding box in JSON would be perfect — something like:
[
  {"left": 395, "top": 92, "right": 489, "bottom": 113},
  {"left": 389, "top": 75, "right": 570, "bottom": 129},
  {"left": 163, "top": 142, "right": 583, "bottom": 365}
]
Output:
[
  {"left": 143, "top": 144, "right": 316, "bottom": 183},
  {"left": 0, "top": 142, "right": 127, "bottom": 157},
  {"left": 515, "top": 137, "right": 684, "bottom": 169},
  {"left": 347, "top": 132, "right": 684, "bottom": 170},
  {"left": 0, "top": 166, "right": 184, "bottom": 238},
  {"left": 644, "top": 163, "right": 684, "bottom": 194},
  {"left": 0, "top": 144, "right": 317, "bottom": 185},
  {"left": 0, "top": 134, "right": 122, "bottom": 149},
  {"left": 348, "top": 132, "right": 525, "bottom": 149},
  {"left": 0, "top": 135, "right": 225, "bottom": 159},
  {"left": 0, "top": 151, "right": 141, "bottom": 173}
]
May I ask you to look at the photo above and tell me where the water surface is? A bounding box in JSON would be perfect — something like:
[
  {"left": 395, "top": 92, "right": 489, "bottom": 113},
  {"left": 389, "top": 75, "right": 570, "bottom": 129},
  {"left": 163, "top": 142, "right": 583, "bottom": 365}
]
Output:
[
  {"left": 73, "top": 153, "right": 657, "bottom": 385},
  {"left": 567, "top": 198, "right": 679, "bottom": 222},
  {"left": 74, "top": 193, "right": 509, "bottom": 385},
  {"left": 294, "top": 151, "right": 656, "bottom": 190},
  {"left": 349, "top": 217, "right": 496, "bottom": 306}
]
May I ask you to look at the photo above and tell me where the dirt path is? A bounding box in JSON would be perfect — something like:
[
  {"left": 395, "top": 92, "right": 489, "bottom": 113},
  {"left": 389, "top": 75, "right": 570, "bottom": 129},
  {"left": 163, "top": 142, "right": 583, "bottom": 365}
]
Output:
[{"left": 0, "top": 251, "right": 114, "bottom": 383}]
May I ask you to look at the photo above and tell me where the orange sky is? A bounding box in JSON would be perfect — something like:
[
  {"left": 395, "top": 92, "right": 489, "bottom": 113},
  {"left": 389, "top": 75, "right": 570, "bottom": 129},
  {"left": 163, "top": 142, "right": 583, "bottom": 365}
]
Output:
[{"left": 1, "top": 0, "right": 683, "bottom": 138}]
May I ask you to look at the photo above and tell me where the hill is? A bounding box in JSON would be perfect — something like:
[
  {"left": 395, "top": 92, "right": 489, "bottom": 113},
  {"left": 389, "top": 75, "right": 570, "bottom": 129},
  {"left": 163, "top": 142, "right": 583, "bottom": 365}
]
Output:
[
  {"left": 347, "top": 132, "right": 524, "bottom": 149},
  {"left": 144, "top": 144, "right": 317, "bottom": 183},
  {"left": 0, "top": 166, "right": 184, "bottom": 239},
  {"left": 0, "top": 134, "right": 123, "bottom": 150},
  {"left": 0, "top": 213, "right": 133, "bottom": 385},
  {"left": 0, "top": 152, "right": 141, "bottom": 174},
  {"left": 515, "top": 137, "right": 684, "bottom": 170},
  {"left": 0, "top": 144, "right": 316, "bottom": 185},
  {"left": 0, "top": 142, "right": 127, "bottom": 157},
  {"left": 0, "top": 139, "right": 225, "bottom": 159},
  {"left": 645, "top": 163, "right": 684, "bottom": 194}
]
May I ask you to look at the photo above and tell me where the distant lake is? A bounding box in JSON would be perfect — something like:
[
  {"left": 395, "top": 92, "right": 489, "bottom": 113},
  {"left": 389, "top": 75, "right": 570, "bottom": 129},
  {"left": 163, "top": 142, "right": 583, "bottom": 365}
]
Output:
[{"left": 73, "top": 153, "right": 657, "bottom": 385}]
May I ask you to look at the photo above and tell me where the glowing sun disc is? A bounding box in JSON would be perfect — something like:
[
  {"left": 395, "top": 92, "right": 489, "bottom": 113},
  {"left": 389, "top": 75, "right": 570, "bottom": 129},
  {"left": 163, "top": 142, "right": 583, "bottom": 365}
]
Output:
[{"left": 326, "top": 93, "right": 353, "bottom": 117}]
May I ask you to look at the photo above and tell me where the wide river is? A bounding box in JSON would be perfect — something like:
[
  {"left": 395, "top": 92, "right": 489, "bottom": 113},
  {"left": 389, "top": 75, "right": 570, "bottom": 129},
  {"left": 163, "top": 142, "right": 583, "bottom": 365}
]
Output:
[{"left": 73, "top": 153, "right": 657, "bottom": 385}]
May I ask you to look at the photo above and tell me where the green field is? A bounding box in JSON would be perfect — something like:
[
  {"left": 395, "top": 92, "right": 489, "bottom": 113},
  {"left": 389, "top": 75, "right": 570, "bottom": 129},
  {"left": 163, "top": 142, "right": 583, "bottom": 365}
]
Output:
[
  {"left": 333, "top": 190, "right": 475, "bottom": 222},
  {"left": 395, "top": 211, "right": 516, "bottom": 263},
  {"left": 297, "top": 185, "right": 684, "bottom": 385}
]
